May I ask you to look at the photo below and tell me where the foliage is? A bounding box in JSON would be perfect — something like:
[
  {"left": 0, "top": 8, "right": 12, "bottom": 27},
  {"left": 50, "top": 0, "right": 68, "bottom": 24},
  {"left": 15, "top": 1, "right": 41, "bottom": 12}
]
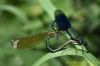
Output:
[{"left": 0, "top": 0, "right": 100, "bottom": 66}]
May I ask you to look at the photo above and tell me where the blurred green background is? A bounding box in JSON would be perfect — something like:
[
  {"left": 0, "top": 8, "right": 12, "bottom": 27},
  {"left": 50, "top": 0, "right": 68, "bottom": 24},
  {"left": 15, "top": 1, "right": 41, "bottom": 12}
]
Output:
[{"left": 0, "top": 0, "right": 100, "bottom": 66}]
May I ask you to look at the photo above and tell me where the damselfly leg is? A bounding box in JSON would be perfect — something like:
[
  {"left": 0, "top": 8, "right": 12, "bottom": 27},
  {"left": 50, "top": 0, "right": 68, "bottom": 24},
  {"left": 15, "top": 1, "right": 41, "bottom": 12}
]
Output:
[{"left": 46, "top": 31, "right": 64, "bottom": 52}]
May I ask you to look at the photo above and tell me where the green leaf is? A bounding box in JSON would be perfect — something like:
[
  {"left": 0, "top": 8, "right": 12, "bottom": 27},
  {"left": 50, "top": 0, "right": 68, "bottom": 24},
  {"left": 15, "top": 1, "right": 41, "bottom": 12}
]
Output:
[{"left": 32, "top": 47, "right": 99, "bottom": 66}]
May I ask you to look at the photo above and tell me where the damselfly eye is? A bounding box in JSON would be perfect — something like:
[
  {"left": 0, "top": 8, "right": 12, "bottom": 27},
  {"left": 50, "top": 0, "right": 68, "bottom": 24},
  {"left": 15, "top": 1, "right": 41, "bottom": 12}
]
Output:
[{"left": 54, "top": 10, "right": 64, "bottom": 16}]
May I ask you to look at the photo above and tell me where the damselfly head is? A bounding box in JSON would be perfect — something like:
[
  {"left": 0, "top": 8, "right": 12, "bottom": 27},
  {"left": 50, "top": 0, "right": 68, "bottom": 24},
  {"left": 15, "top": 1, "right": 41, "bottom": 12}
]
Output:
[{"left": 54, "top": 10, "right": 64, "bottom": 16}]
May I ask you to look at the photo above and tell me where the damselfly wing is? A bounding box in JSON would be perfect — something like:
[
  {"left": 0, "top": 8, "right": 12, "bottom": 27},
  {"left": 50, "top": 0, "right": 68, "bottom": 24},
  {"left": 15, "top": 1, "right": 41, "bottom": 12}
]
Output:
[{"left": 11, "top": 32, "right": 55, "bottom": 48}]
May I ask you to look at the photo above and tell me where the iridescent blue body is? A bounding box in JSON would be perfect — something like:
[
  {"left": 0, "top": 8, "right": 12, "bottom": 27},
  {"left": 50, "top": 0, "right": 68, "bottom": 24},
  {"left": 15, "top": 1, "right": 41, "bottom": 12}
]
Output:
[
  {"left": 54, "top": 13, "right": 71, "bottom": 31},
  {"left": 46, "top": 10, "right": 88, "bottom": 52},
  {"left": 54, "top": 10, "right": 87, "bottom": 46}
]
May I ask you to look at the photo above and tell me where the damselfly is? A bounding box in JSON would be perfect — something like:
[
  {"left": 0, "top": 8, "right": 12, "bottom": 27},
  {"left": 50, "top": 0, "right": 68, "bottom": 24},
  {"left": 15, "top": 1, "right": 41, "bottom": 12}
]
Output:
[
  {"left": 11, "top": 10, "right": 88, "bottom": 53},
  {"left": 46, "top": 10, "right": 88, "bottom": 52}
]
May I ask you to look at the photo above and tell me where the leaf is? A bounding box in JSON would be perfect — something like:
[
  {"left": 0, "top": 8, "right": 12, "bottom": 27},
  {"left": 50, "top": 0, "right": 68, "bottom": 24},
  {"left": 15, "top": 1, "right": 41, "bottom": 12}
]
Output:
[{"left": 32, "top": 47, "right": 99, "bottom": 66}]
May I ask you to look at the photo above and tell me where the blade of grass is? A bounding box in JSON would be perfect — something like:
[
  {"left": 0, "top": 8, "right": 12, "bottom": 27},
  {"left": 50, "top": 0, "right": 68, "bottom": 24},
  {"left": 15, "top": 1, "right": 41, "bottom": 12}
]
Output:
[
  {"left": 0, "top": 5, "right": 28, "bottom": 23},
  {"left": 38, "top": 0, "right": 56, "bottom": 19},
  {"left": 32, "top": 48, "right": 98, "bottom": 66}
]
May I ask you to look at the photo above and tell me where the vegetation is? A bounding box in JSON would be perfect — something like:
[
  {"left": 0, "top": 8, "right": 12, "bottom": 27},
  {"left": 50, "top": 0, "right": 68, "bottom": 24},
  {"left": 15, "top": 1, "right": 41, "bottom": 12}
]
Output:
[{"left": 0, "top": 0, "right": 100, "bottom": 66}]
